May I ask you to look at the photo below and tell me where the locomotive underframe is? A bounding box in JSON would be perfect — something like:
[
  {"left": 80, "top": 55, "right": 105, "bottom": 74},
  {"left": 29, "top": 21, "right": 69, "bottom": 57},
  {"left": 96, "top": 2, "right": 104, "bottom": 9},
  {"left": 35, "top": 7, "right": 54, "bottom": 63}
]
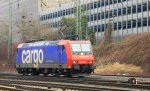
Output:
[{"left": 16, "top": 64, "right": 95, "bottom": 77}]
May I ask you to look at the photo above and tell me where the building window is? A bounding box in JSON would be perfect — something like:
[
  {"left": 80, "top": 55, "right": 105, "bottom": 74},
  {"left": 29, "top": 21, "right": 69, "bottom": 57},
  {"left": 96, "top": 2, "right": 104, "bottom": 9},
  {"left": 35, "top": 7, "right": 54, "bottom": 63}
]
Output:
[
  {"left": 137, "top": 4, "right": 141, "bottom": 13},
  {"left": 118, "top": 22, "right": 122, "bottom": 30},
  {"left": 127, "top": 21, "right": 131, "bottom": 28},
  {"left": 94, "top": 26, "right": 97, "bottom": 32},
  {"left": 105, "top": 11, "right": 108, "bottom": 18},
  {"left": 94, "top": 2, "right": 97, "bottom": 8},
  {"left": 98, "top": 1, "right": 101, "bottom": 7},
  {"left": 48, "top": 14, "right": 51, "bottom": 19},
  {"left": 118, "top": 9, "right": 122, "bottom": 16},
  {"left": 52, "top": 13, "right": 54, "bottom": 18},
  {"left": 118, "top": 0, "right": 121, "bottom": 3},
  {"left": 87, "top": 3, "right": 90, "bottom": 10},
  {"left": 63, "top": 10, "right": 65, "bottom": 16},
  {"left": 109, "top": 0, "right": 112, "bottom": 4},
  {"left": 149, "top": 2, "right": 150, "bottom": 10},
  {"left": 105, "top": 0, "right": 108, "bottom": 6},
  {"left": 114, "top": 23, "right": 117, "bottom": 30},
  {"left": 46, "top": 14, "right": 48, "bottom": 19},
  {"left": 82, "top": 4, "right": 86, "bottom": 11},
  {"left": 69, "top": 9, "right": 71, "bottom": 14},
  {"left": 123, "top": 21, "right": 126, "bottom": 29},
  {"left": 98, "top": 13, "right": 101, "bottom": 20},
  {"left": 55, "top": 12, "right": 58, "bottom": 18},
  {"left": 143, "top": 18, "right": 147, "bottom": 26},
  {"left": 60, "top": 10, "right": 63, "bottom": 16},
  {"left": 90, "top": 3, "right": 93, "bottom": 9},
  {"left": 98, "top": 25, "right": 101, "bottom": 32},
  {"left": 123, "top": 8, "right": 126, "bottom": 15},
  {"left": 87, "top": 15, "right": 89, "bottom": 22},
  {"left": 71, "top": 8, "right": 74, "bottom": 14},
  {"left": 137, "top": 19, "right": 141, "bottom": 27},
  {"left": 132, "top": 20, "right": 136, "bottom": 28},
  {"left": 102, "top": 12, "right": 104, "bottom": 19},
  {"left": 81, "top": 5, "right": 84, "bottom": 11},
  {"left": 127, "top": 7, "right": 131, "bottom": 14},
  {"left": 148, "top": 17, "right": 150, "bottom": 25},
  {"left": 94, "top": 14, "right": 97, "bottom": 20},
  {"left": 90, "top": 15, "right": 93, "bottom": 21},
  {"left": 102, "top": 24, "right": 105, "bottom": 31},
  {"left": 113, "top": 10, "right": 117, "bottom": 16},
  {"left": 109, "top": 11, "right": 113, "bottom": 18},
  {"left": 113, "top": 0, "right": 117, "bottom": 4},
  {"left": 143, "top": 3, "right": 147, "bottom": 11},
  {"left": 66, "top": 9, "right": 69, "bottom": 15},
  {"left": 102, "top": 0, "right": 104, "bottom": 6},
  {"left": 132, "top": 5, "right": 136, "bottom": 13},
  {"left": 58, "top": 11, "right": 60, "bottom": 17}
]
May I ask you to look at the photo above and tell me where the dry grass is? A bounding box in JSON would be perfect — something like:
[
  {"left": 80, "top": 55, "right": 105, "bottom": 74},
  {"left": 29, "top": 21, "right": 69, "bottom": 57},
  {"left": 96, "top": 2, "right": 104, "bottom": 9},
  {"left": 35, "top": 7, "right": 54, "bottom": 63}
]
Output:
[
  {"left": 94, "top": 32, "right": 150, "bottom": 75},
  {"left": 95, "top": 62, "right": 143, "bottom": 75}
]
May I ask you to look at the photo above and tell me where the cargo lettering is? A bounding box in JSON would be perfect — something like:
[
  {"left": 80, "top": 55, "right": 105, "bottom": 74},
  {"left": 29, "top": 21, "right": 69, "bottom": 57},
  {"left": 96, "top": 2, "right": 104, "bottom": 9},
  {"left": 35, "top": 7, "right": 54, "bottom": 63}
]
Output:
[{"left": 22, "top": 49, "right": 44, "bottom": 67}]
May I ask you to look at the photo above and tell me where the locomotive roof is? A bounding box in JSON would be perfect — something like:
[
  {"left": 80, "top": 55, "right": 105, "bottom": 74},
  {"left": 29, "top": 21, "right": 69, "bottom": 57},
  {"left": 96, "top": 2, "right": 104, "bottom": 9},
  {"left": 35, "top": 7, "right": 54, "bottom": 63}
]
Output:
[
  {"left": 17, "top": 40, "right": 91, "bottom": 48},
  {"left": 18, "top": 41, "right": 59, "bottom": 48}
]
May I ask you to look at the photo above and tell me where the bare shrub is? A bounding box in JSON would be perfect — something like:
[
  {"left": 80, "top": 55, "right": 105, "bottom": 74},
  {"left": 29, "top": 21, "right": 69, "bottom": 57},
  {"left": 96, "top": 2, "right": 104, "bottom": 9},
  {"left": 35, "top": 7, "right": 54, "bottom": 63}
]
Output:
[
  {"left": 94, "top": 32, "right": 150, "bottom": 75},
  {"left": 34, "top": 24, "right": 58, "bottom": 40}
]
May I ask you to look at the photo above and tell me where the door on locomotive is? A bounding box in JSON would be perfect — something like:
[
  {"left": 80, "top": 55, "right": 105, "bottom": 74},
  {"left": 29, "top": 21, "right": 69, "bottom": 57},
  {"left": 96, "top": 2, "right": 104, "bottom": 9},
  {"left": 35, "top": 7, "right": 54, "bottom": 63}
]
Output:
[
  {"left": 58, "top": 45, "right": 67, "bottom": 75},
  {"left": 58, "top": 45, "right": 66, "bottom": 65}
]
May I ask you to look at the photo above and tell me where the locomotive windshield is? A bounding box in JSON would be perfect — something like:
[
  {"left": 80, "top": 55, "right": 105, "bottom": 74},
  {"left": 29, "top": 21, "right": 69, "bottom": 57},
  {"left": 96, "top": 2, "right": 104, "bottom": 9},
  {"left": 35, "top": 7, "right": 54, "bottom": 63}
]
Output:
[{"left": 71, "top": 43, "right": 92, "bottom": 55}]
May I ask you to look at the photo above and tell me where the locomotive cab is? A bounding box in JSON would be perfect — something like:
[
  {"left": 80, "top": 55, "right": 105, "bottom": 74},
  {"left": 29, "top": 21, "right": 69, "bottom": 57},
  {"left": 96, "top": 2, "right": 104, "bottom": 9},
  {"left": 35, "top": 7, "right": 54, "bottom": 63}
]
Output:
[{"left": 69, "top": 41, "right": 95, "bottom": 75}]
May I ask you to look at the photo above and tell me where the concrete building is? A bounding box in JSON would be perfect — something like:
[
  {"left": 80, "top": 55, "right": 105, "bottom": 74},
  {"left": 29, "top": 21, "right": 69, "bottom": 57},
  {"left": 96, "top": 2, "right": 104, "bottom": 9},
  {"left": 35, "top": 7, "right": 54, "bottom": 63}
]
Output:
[
  {"left": 0, "top": 0, "right": 72, "bottom": 42},
  {"left": 39, "top": 0, "right": 150, "bottom": 41},
  {"left": 0, "top": 0, "right": 38, "bottom": 43}
]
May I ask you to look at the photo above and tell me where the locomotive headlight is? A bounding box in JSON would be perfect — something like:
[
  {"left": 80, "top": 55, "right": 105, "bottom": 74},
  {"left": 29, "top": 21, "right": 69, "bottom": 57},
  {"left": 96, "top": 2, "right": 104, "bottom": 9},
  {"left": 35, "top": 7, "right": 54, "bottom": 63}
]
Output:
[
  {"left": 81, "top": 53, "right": 84, "bottom": 55},
  {"left": 73, "top": 61, "right": 77, "bottom": 64},
  {"left": 89, "top": 61, "right": 93, "bottom": 64}
]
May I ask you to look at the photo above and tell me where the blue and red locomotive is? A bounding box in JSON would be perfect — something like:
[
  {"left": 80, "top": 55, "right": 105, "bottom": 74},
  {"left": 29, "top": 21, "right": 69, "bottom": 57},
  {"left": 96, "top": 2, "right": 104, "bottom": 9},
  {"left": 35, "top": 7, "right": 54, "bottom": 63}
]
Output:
[{"left": 16, "top": 40, "right": 95, "bottom": 77}]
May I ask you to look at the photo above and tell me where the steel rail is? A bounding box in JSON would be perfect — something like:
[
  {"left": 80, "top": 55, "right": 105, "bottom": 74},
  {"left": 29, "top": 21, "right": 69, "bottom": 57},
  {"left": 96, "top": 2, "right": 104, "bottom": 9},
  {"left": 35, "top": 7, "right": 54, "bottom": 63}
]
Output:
[
  {"left": 0, "top": 78, "right": 131, "bottom": 91},
  {"left": 0, "top": 73, "right": 150, "bottom": 90}
]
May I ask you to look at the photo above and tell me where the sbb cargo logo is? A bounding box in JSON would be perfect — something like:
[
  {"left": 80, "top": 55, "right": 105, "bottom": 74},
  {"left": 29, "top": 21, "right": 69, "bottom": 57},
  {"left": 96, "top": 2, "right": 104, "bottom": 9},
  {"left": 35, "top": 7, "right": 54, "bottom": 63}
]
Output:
[{"left": 22, "top": 49, "right": 44, "bottom": 67}]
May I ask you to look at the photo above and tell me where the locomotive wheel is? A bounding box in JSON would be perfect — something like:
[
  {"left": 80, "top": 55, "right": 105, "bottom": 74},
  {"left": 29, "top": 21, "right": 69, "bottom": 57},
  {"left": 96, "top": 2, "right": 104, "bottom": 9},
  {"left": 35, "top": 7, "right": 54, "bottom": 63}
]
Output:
[
  {"left": 36, "top": 73, "right": 39, "bottom": 76},
  {"left": 32, "top": 72, "right": 39, "bottom": 76},
  {"left": 31, "top": 72, "right": 36, "bottom": 76},
  {"left": 65, "top": 72, "right": 72, "bottom": 78},
  {"left": 44, "top": 73, "right": 48, "bottom": 76},
  {"left": 22, "top": 72, "right": 28, "bottom": 76},
  {"left": 54, "top": 73, "right": 60, "bottom": 77},
  {"left": 31, "top": 69, "right": 39, "bottom": 76}
]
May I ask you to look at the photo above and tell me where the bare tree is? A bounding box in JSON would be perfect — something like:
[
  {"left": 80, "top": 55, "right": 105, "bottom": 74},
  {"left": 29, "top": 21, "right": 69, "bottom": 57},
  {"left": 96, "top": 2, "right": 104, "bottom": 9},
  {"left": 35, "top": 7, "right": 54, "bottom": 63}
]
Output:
[
  {"left": 14, "top": 9, "right": 58, "bottom": 42},
  {"left": 100, "top": 21, "right": 113, "bottom": 47},
  {"left": 0, "top": 21, "right": 9, "bottom": 61}
]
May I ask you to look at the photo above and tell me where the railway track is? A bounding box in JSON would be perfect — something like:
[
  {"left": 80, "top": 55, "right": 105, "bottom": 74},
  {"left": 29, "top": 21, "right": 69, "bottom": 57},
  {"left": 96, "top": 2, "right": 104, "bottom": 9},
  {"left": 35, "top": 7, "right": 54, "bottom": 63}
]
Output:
[
  {"left": 0, "top": 73, "right": 149, "bottom": 91},
  {"left": 0, "top": 78, "right": 140, "bottom": 91}
]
